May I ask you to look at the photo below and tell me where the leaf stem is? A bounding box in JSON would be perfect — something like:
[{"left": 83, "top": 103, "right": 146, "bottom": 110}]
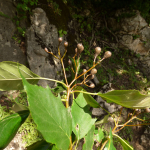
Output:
[
  {"left": 100, "top": 139, "right": 108, "bottom": 150},
  {"left": 71, "top": 90, "right": 99, "bottom": 95}
]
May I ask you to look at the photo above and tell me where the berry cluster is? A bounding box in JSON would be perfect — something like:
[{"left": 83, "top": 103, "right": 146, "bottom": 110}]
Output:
[{"left": 44, "top": 38, "right": 112, "bottom": 89}]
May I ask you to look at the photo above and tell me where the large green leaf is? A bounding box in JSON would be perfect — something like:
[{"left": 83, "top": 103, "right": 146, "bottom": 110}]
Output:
[
  {"left": 22, "top": 76, "right": 72, "bottom": 150},
  {"left": 94, "top": 128, "right": 104, "bottom": 143},
  {"left": 0, "top": 61, "right": 40, "bottom": 91},
  {"left": 113, "top": 134, "right": 133, "bottom": 150},
  {"left": 71, "top": 92, "right": 96, "bottom": 140},
  {"left": 82, "top": 125, "right": 95, "bottom": 150},
  {"left": 75, "top": 86, "right": 100, "bottom": 108},
  {"left": 0, "top": 110, "right": 29, "bottom": 149},
  {"left": 104, "top": 128, "right": 116, "bottom": 150},
  {"left": 98, "top": 90, "right": 150, "bottom": 109}
]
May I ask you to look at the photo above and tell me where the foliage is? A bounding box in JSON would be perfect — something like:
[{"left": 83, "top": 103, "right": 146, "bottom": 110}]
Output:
[
  {"left": 0, "top": 41, "right": 150, "bottom": 150},
  {"left": 12, "top": 0, "right": 38, "bottom": 38},
  {"left": 58, "top": 29, "right": 67, "bottom": 37},
  {"left": 0, "top": 11, "right": 10, "bottom": 19},
  {"left": 47, "top": 0, "right": 62, "bottom": 15}
]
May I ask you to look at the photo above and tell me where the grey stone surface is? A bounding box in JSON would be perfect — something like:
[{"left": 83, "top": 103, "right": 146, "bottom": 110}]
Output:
[
  {"left": 4, "top": 133, "right": 25, "bottom": 150},
  {"left": 26, "top": 8, "right": 66, "bottom": 88},
  {"left": 92, "top": 86, "right": 122, "bottom": 117},
  {"left": 0, "top": 0, "right": 27, "bottom": 65},
  {"left": 109, "top": 9, "right": 150, "bottom": 80}
]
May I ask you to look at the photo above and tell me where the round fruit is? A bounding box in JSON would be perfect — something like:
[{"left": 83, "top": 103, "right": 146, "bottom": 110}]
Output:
[
  {"left": 95, "top": 47, "right": 101, "bottom": 55},
  {"left": 77, "top": 43, "right": 84, "bottom": 53},
  {"left": 83, "top": 69, "right": 87, "bottom": 73},
  {"left": 58, "top": 37, "right": 62, "bottom": 42},
  {"left": 103, "top": 51, "right": 112, "bottom": 59},
  {"left": 91, "top": 68, "right": 97, "bottom": 75},
  {"left": 64, "top": 42, "right": 68, "bottom": 47},
  {"left": 89, "top": 83, "right": 95, "bottom": 88},
  {"left": 68, "top": 59, "right": 72, "bottom": 66},
  {"left": 145, "top": 108, "right": 150, "bottom": 113}
]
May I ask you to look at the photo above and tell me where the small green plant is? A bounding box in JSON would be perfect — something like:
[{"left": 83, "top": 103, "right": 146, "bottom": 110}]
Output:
[
  {"left": 133, "top": 34, "right": 140, "bottom": 40},
  {"left": 0, "top": 11, "right": 10, "bottom": 19},
  {"left": 58, "top": 29, "right": 67, "bottom": 37},
  {"left": 47, "top": 0, "right": 62, "bottom": 15},
  {"left": 0, "top": 38, "right": 150, "bottom": 149}
]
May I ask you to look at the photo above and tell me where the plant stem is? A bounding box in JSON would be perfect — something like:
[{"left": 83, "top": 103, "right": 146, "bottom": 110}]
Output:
[
  {"left": 113, "top": 116, "right": 136, "bottom": 133},
  {"left": 100, "top": 139, "right": 108, "bottom": 150},
  {"left": 71, "top": 90, "right": 98, "bottom": 95},
  {"left": 66, "top": 87, "right": 70, "bottom": 108},
  {"left": 60, "top": 58, "right": 68, "bottom": 85},
  {"left": 39, "top": 77, "right": 67, "bottom": 87}
]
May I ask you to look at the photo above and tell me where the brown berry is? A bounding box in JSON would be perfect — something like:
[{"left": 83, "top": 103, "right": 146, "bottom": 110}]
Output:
[
  {"left": 135, "top": 109, "right": 141, "bottom": 115},
  {"left": 45, "top": 48, "right": 49, "bottom": 52},
  {"left": 68, "top": 59, "right": 72, "bottom": 66},
  {"left": 83, "top": 69, "right": 87, "bottom": 73},
  {"left": 58, "top": 37, "right": 63, "bottom": 43},
  {"left": 88, "top": 74, "right": 95, "bottom": 80},
  {"left": 145, "top": 108, "right": 150, "bottom": 113},
  {"left": 95, "top": 47, "right": 101, "bottom": 55},
  {"left": 89, "top": 83, "right": 95, "bottom": 88},
  {"left": 91, "top": 68, "right": 97, "bottom": 75},
  {"left": 75, "top": 48, "right": 78, "bottom": 54},
  {"left": 64, "top": 42, "right": 68, "bottom": 47},
  {"left": 77, "top": 43, "right": 84, "bottom": 54},
  {"left": 91, "top": 74, "right": 95, "bottom": 79},
  {"left": 103, "top": 51, "right": 112, "bottom": 59}
]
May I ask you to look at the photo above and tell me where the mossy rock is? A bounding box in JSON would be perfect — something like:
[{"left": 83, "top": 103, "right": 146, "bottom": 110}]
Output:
[{"left": 38, "top": 0, "right": 71, "bottom": 31}]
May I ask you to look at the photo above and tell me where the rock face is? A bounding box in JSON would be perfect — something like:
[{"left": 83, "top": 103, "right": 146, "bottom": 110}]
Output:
[
  {"left": 0, "top": 0, "right": 27, "bottom": 65},
  {"left": 26, "top": 8, "right": 66, "bottom": 88},
  {"left": 109, "top": 10, "right": 150, "bottom": 79}
]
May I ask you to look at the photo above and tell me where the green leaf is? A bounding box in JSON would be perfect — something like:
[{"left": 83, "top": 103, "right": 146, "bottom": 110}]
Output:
[
  {"left": 71, "top": 92, "right": 96, "bottom": 140},
  {"left": 75, "top": 86, "right": 100, "bottom": 108},
  {"left": 98, "top": 90, "right": 150, "bottom": 109},
  {"left": 26, "top": 140, "right": 51, "bottom": 150},
  {"left": 113, "top": 134, "right": 133, "bottom": 150},
  {"left": 82, "top": 125, "right": 95, "bottom": 150},
  {"left": 22, "top": 76, "right": 72, "bottom": 150},
  {"left": 104, "top": 128, "right": 116, "bottom": 150},
  {"left": 94, "top": 128, "right": 104, "bottom": 142},
  {"left": 63, "top": 31, "right": 67, "bottom": 35},
  {"left": 11, "top": 102, "right": 28, "bottom": 112},
  {"left": 52, "top": 82, "right": 66, "bottom": 93},
  {"left": 0, "top": 61, "right": 40, "bottom": 91},
  {"left": 95, "top": 115, "right": 109, "bottom": 126},
  {"left": 0, "top": 110, "right": 29, "bottom": 149}
]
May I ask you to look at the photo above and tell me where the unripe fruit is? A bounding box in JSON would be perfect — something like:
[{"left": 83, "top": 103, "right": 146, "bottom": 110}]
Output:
[
  {"left": 103, "top": 51, "right": 112, "bottom": 59},
  {"left": 45, "top": 48, "right": 48, "bottom": 52},
  {"left": 68, "top": 59, "right": 72, "bottom": 66},
  {"left": 75, "top": 48, "right": 77, "bottom": 54},
  {"left": 64, "top": 42, "right": 68, "bottom": 47},
  {"left": 89, "top": 83, "right": 95, "bottom": 88},
  {"left": 83, "top": 69, "right": 87, "bottom": 73},
  {"left": 58, "top": 37, "right": 62, "bottom": 43},
  {"left": 145, "top": 108, "right": 150, "bottom": 113},
  {"left": 95, "top": 47, "right": 101, "bottom": 55},
  {"left": 91, "top": 68, "right": 97, "bottom": 75},
  {"left": 135, "top": 109, "right": 141, "bottom": 115},
  {"left": 77, "top": 43, "right": 84, "bottom": 54},
  {"left": 89, "top": 74, "right": 95, "bottom": 79}
]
